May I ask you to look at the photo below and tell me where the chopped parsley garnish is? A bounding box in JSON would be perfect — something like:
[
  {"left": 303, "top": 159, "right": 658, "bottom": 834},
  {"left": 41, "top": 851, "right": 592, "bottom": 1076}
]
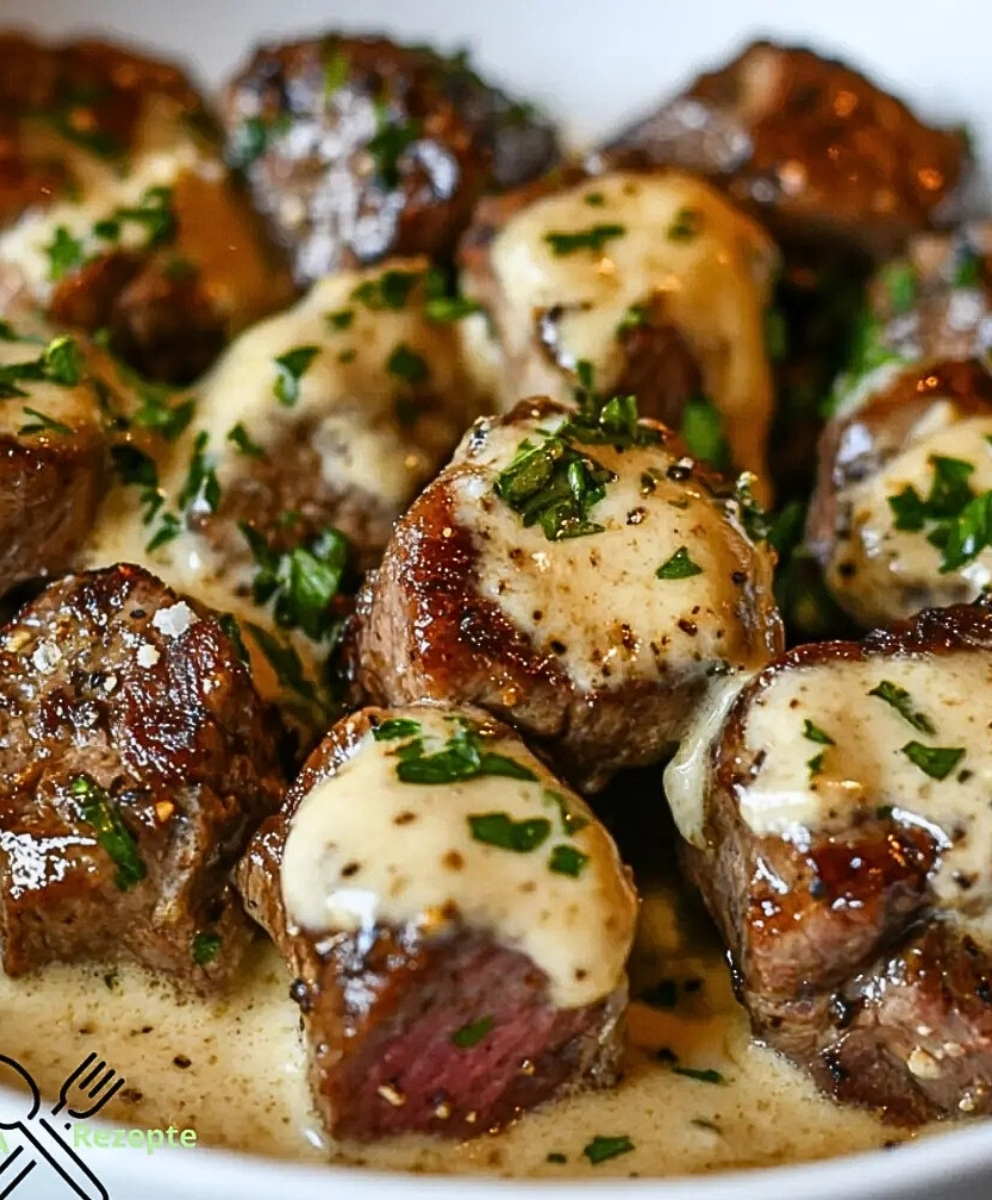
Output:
[
  {"left": 584, "top": 192, "right": 605, "bottom": 207},
  {"left": 887, "top": 455, "right": 992, "bottom": 573},
  {"left": 544, "top": 790, "right": 590, "bottom": 836},
  {"left": 673, "top": 1066, "right": 725, "bottom": 1085},
  {"left": 372, "top": 717, "right": 423, "bottom": 742},
  {"left": 323, "top": 45, "right": 350, "bottom": 96},
  {"left": 240, "top": 524, "right": 348, "bottom": 642},
  {"left": 367, "top": 108, "right": 422, "bottom": 188},
  {"left": 146, "top": 513, "right": 182, "bottom": 553},
  {"left": 227, "top": 422, "right": 266, "bottom": 458},
  {"left": 191, "top": 931, "right": 222, "bottom": 965},
  {"left": 18, "top": 407, "right": 73, "bottom": 436},
  {"left": 615, "top": 303, "right": 649, "bottom": 336},
  {"left": 544, "top": 223, "right": 626, "bottom": 256},
  {"left": 133, "top": 389, "right": 194, "bottom": 441},
  {"left": 954, "top": 250, "right": 983, "bottom": 288},
  {"left": 386, "top": 343, "right": 429, "bottom": 386},
  {"left": 245, "top": 621, "right": 326, "bottom": 721},
  {"left": 901, "top": 742, "right": 965, "bottom": 780},
  {"left": 582, "top": 1135, "right": 634, "bottom": 1165},
  {"left": 351, "top": 269, "right": 421, "bottom": 310},
  {"left": 0, "top": 335, "right": 82, "bottom": 398},
  {"left": 394, "top": 720, "right": 539, "bottom": 786},
  {"left": 678, "top": 396, "right": 730, "bottom": 472},
  {"left": 868, "top": 680, "right": 935, "bottom": 734},
  {"left": 273, "top": 346, "right": 320, "bottom": 407},
  {"left": 803, "top": 719, "right": 835, "bottom": 746},
  {"left": 668, "top": 208, "right": 702, "bottom": 241},
  {"left": 69, "top": 775, "right": 146, "bottom": 892},
  {"left": 468, "top": 812, "right": 552, "bottom": 852},
  {"left": 326, "top": 308, "right": 355, "bottom": 331},
  {"left": 424, "top": 294, "right": 481, "bottom": 323},
  {"left": 548, "top": 844, "right": 589, "bottom": 877},
  {"left": 228, "top": 116, "right": 270, "bottom": 169},
  {"left": 46, "top": 226, "right": 85, "bottom": 281},
  {"left": 879, "top": 260, "right": 917, "bottom": 316},
  {"left": 656, "top": 547, "right": 703, "bottom": 580},
  {"left": 216, "top": 614, "right": 251, "bottom": 665},
  {"left": 178, "top": 432, "right": 221, "bottom": 515},
  {"left": 807, "top": 752, "right": 825, "bottom": 779},
  {"left": 451, "top": 1016, "right": 494, "bottom": 1049}
]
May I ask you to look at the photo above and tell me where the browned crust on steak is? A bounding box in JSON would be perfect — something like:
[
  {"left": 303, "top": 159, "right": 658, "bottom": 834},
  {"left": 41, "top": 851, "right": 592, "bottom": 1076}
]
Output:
[
  {"left": 685, "top": 597, "right": 992, "bottom": 1122},
  {"left": 237, "top": 705, "right": 626, "bottom": 1140},
  {"left": 221, "top": 35, "right": 560, "bottom": 285},
  {"left": 0, "top": 564, "right": 286, "bottom": 988},
  {"left": 602, "top": 40, "right": 970, "bottom": 260}
]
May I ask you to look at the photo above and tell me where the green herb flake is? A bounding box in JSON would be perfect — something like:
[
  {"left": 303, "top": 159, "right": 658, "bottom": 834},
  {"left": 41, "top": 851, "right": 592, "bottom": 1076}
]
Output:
[
  {"left": 582, "top": 1135, "right": 634, "bottom": 1165},
  {"left": 227, "top": 421, "right": 266, "bottom": 458},
  {"left": 584, "top": 191, "right": 606, "bottom": 207},
  {"left": 546, "top": 1153, "right": 568, "bottom": 1164},
  {"left": 901, "top": 742, "right": 965, "bottom": 780},
  {"left": 679, "top": 396, "right": 730, "bottom": 472},
  {"left": 216, "top": 614, "right": 251, "bottom": 666},
  {"left": 802, "top": 719, "right": 835, "bottom": 746},
  {"left": 548, "top": 844, "right": 589, "bottom": 877},
  {"left": 18, "top": 406, "right": 73, "bottom": 436},
  {"left": 43, "top": 336, "right": 81, "bottom": 385},
  {"left": 245, "top": 621, "right": 326, "bottom": 721},
  {"left": 424, "top": 294, "right": 481, "bottom": 323},
  {"left": 397, "top": 719, "right": 539, "bottom": 786},
  {"left": 386, "top": 343, "right": 429, "bottom": 386},
  {"left": 673, "top": 1066, "right": 725, "bottom": 1085},
  {"left": 326, "top": 308, "right": 355, "bottom": 331},
  {"left": 323, "top": 45, "right": 350, "bottom": 96},
  {"left": 273, "top": 345, "right": 320, "bottom": 407},
  {"left": 240, "top": 523, "right": 348, "bottom": 642},
  {"left": 656, "top": 547, "right": 703, "bottom": 580},
  {"left": 879, "top": 260, "right": 918, "bottom": 316},
  {"left": 46, "top": 226, "right": 85, "bottom": 281},
  {"left": 468, "top": 812, "right": 552, "bottom": 853},
  {"left": 668, "top": 208, "right": 702, "bottom": 241},
  {"left": 544, "top": 223, "right": 626, "bottom": 257},
  {"left": 807, "top": 752, "right": 825, "bottom": 779},
  {"left": 192, "top": 931, "right": 222, "bottom": 965},
  {"left": 868, "top": 680, "right": 936, "bottom": 734},
  {"left": 544, "top": 789, "right": 590, "bottom": 837},
  {"left": 69, "top": 775, "right": 146, "bottom": 892},
  {"left": 450, "top": 1015, "right": 494, "bottom": 1049},
  {"left": 178, "top": 432, "right": 220, "bottom": 515},
  {"left": 146, "top": 512, "right": 182, "bottom": 553},
  {"left": 367, "top": 108, "right": 422, "bottom": 188},
  {"left": 228, "top": 116, "right": 270, "bottom": 169},
  {"left": 351, "top": 269, "right": 421, "bottom": 310},
  {"left": 133, "top": 390, "right": 195, "bottom": 441},
  {"left": 372, "top": 717, "right": 422, "bottom": 742},
  {"left": 615, "top": 303, "right": 649, "bottom": 336},
  {"left": 887, "top": 455, "right": 992, "bottom": 573}
]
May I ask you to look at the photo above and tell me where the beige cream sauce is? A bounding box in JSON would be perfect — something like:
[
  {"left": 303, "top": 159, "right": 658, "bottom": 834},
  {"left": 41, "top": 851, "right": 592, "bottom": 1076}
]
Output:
[{"left": 0, "top": 885, "right": 938, "bottom": 1177}]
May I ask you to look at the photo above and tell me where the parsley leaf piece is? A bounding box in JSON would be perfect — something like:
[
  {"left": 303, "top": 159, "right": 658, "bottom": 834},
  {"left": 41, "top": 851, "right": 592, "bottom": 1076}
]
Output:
[
  {"left": 42, "top": 336, "right": 82, "bottom": 385},
  {"left": 615, "top": 303, "right": 649, "bottom": 336},
  {"left": 396, "top": 720, "right": 538, "bottom": 786},
  {"left": 227, "top": 421, "right": 266, "bottom": 458},
  {"left": 323, "top": 45, "right": 350, "bottom": 96},
  {"left": 146, "top": 512, "right": 182, "bottom": 552},
  {"left": 679, "top": 395, "right": 731, "bottom": 471},
  {"left": 887, "top": 455, "right": 992, "bottom": 571},
  {"left": 351, "top": 269, "right": 421, "bottom": 310},
  {"left": 802, "top": 719, "right": 835, "bottom": 746},
  {"left": 326, "top": 308, "right": 355, "bottom": 331},
  {"left": 387, "top": 343, "right": 429, "bottom": 386},
  {"left": 468, "top": 812, "right": 551, "bottom": 852},
  {"left": 367, "top": 109, "right": 422, "bottom": 188},
  {"left": 46, "top": 226, "right": 85, "bottom": 281},
  {"left": 934, "top": 491, "right": 992, "bottom": 573},
  {"left": 673, "top": 1066, "right": 725, "bottom": 1084},
  {"left": 544, "top": 789, "right": 590, "bottom": 837},
  {"left": 583, "top": 1135, "right": 634, "bottom": 1165},
  {"left": 868, "top": 680, "right": 936, "bottom": 734},
  {"left": 544, "top": 223, "right": 626, "bottom": 256},
  {"left": 879, "top": 260, "right": 917, "bottom": 315},
  {"left": 451, "top": 1016, "right": 494, "bottom": 1049},
  {"left": 372, "top": 717, "right": 422, "bottom": 742},
  {"left": 178, "top": 432, "right": 220, "bottom": 514},
  {"left": 807, "top": 752, "right": 825, "bottom": 779},
  {"left": 546, "top": 1153, "right": 568, "bottom": 1164},
  {"left": 240, "top": 524, "right": 348, "bottom": 642},
  {"left": 656, "top": 547, "right": 703, "bottom": 580},
  {"left": 191, "top": 931, "right": 222, "bottom": 965},
  {"left": 548, "top": 844, "right": 589, "bottom": 877},
  {"left": 134, "top": 390, "right": 195, "bottom": 441},
  {"left": 424, "top": 294, "right": 481, "bottom": 322},
  {"left": 584, "top": 191, "right": 605, "bottom": 207},
  {"left": 901, "top": 742, "right": 965, "bottom": 780},
  {"left": 70, "top": 775, "right": 146, "bottom": 892},
  {"left": 245, "top": 622, "right": 325, "bottom": 721},
  {"left": 273, "top": 345, "right": 320, "bottom": 407},
  {"left": 18, "top": 407, "right": 73, "bottom": 435},
  {"left": 668, "top": 208, "right": 702, "bottom": 241},
  {"left": 228, "top": 116, "right": 270, "bottom": 168}
]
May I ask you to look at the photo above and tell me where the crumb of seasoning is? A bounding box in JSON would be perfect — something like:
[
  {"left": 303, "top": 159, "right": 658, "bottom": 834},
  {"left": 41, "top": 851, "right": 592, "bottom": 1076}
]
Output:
[
  {"left": 673, "top": 1066, "right": 725, "bottom": 1085},
  {"left": 546, "top": 1152, "right": 567, "bottom": 1164},
  {"left": 173, "top": 1055, "right": 192, "bottom": 1070}
]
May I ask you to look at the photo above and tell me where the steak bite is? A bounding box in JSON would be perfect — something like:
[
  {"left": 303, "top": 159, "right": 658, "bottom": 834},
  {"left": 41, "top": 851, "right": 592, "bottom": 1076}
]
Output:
[
  {"left": 602, "top": 40, "right": 971, "bottom": 261},
  {"left": 354, "top": 397, "right": 783, "bottom": 792},
  {"left": 0, "top": 323, "right": 108, "bottom": 598},
  {"left": 459, "top": 169, "right": 778, "bottom": 495},
  {"left": 236, "top": 703, "right": 637, "bottom": 1140},
  {"left": 221, "top": 34, "right": 560, "bottom": 285},
  {"left": 0, "top": 564, "right": 286, "bottom": 988},
  {"left": 0, "top": 33, "right": 294, "bottom": 384},
  {"left": 808, "top": 226, "right": 992, "bottom": 628},
  {"left": 665, "top": 599, "right": 992, "bottom": 1123},
  {"left": 82, "top": 257, "right": 490, "bottom": 742}
]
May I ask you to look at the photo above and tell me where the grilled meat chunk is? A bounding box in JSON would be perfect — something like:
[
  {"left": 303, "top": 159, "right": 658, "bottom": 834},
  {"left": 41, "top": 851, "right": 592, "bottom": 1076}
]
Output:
[
  {"left": 602, "top": 40, "right": 971, "bottom": 261},
  {"left": 0, "top": 564, "right": 286, "bottom": 987},
  {"left": 0, "top": 34, "right": 294, "bottom": 383},
  {"left": 459, "top": 169, "right": 778, "bottom": 496},
  {"left": 237, "top": 703, "right": 636, "bottom": 1140},
  {"left": 221, "top": 34, "right": 559, "bottom": 285},
  {"left": 355, "top": 397, "right": 783, "bottom": 791},
  {"left": 666, "top": 599, "right": 992, "bottom": 1123}
]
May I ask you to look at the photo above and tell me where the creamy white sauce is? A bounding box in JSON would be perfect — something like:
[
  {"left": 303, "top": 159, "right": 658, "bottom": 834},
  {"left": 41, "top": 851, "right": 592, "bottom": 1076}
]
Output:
[
  {"left": 830, "top": 409, "right": 992, "bottom": 623},
  {"left": 473, "top": 170, "right": 777, "bottom": 489},
  {"left": 733, "top": 651, "right": 992, "bottom": 915},
  {"left": 451, "top": 408, "right": 777, "bottom": 698},
  {"left": 281, "top": 706, "right": 637, "bottom": 1008}
]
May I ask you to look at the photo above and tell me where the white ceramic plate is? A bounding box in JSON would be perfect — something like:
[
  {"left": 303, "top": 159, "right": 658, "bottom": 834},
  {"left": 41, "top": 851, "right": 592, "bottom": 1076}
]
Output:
[{"left": 3, "top": 1, "right": 992, "bottom": 1197}]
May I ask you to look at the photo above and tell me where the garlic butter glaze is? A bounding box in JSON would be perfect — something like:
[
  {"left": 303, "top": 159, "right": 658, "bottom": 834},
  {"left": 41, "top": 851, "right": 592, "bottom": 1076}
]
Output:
[
  {"left": 473, "top": 169, "right": 777, "bottom": 488},
  {"left": 452, "top": 405, "right": 781, "bottom": 698},
  {"left": 281, "top": 706, "right": 637, "bottom": 1008}
]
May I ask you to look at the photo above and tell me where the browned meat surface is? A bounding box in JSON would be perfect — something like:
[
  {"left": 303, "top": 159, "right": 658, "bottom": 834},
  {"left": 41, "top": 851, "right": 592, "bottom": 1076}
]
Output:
[
  {"left": 0, "top": 34, "right": 294, "bottom": 384},
  {"left": 236, "top": 704, "right": 633, "bottom": 1140},
  {"left": 354, "top": 397, "right": 782, "bottom": 791},
  {"left": 679, "top": 599, "right": 992, "bottom": 1123},
  {"left": 0, "top": 564, "right": 286, "bottom": 987},
  {"left": 220, "top": 34, "right": 560, "bottom": 285},
  {"left": 602, "top": 41, "right": 971, "bottom": 260}
]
